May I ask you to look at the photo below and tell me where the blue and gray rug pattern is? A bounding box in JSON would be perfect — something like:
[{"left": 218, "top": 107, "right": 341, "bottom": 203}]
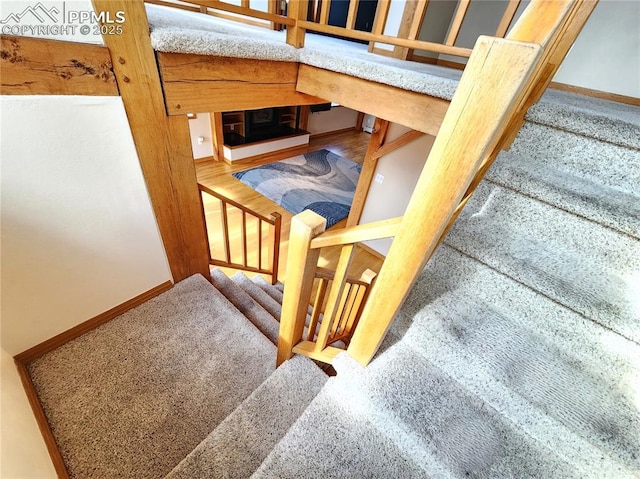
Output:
[{"left": 233, "top": 149, "right": 361, "bottom": 228}]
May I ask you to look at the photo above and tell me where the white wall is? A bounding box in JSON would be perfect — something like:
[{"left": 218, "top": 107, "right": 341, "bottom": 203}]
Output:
[
  {"left": 1, "top": 96, "right": 173, "bottom": 474},
  {"left": 359, "top": 123, "right": 436, "bottom": 255},
  {"left": 188, "top": 113, "right": 214, "bottom": 159},
  {"left": 436, "top": 0, "right": 639, "bottom": 97},
  {"left": 307, "top": 106, "right": 359, "bottom": 136},
  {"left": 1, "top": 96, "right": 172, "bottom": 356},
  {"left": 1, "top": 348, "right": 57, "bottom": 478},
  {"left": 552, "top": 0, "right": 640, "bottom": 98}
]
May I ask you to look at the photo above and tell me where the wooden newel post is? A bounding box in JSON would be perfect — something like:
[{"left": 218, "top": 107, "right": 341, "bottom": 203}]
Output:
[{"left": 277, "top": 210, "right": 326, "bottom": 366}]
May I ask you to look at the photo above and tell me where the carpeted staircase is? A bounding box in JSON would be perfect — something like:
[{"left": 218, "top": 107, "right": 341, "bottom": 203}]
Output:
[{"left": 28, "top": 90, "right": 639, "bottom": 478}]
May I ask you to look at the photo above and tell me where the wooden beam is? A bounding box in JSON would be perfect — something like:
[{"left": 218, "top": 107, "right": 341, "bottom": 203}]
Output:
[
  {"left": 180, "top": 0, "right": 294, "bottom": 25},
  {"left": 0, "top": 35, "right": 117, "bottom": 96},
  {"left": 157, "top": 53, "right": 327, "bottom": 114},
  {"left": 297, "top": 65, "right": 449, "bottom": 136},
  {"left": 93, "top": 0, "right": 209, "bottom": 282},
  {"left": 347, "top": 36, "right": 542, "bottom": 366},
  {"left": 372, "top": 129, "right": 425, "bottom": 160},
  {"left": 346, "top": 118, "right": 389, "bottom": 226}
]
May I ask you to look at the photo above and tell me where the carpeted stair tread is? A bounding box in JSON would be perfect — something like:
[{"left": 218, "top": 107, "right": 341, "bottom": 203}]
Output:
[
  {"left": 251, "top": 379, "right": 429, "bottom": 479},
  {"left": 333, "top": 346, "right": 588, "bottom": 479},
  {"left": 488, "top": 122, "right": 640, "bottom": 238},
  {"left": 211, "top": 269, "right": 279, "bottom": 344},
  {"left": 392, "top": 246, "right": 640, "bottom": 477},
  {"left": 232, "top": 272, "right": 282, "bottom": 321},
  {"left": 251, "top": 275, "right": 284, "bottom": 303},
  {"left": 526, "top": 89, "right": 640, "bottom": 150},
  {"left": 445, "top": 182, "right": 640, "bottom": 343},
  {"left": 27, "top": 274, "right": 276, "bottom": 479},
  {"left": 164, "top": 355, "right": 327, "bottom": 479}
]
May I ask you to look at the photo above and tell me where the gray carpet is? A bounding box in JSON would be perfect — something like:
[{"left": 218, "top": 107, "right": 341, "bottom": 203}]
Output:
[
  {"left": 252, "top": 89, "right": 640, "bottom": 477},
  {"left": 166, "top": 355, "right": 327, "bottom": 479},
  {"left": 28, "top": 275, "right": 276, "bottom": 479}
]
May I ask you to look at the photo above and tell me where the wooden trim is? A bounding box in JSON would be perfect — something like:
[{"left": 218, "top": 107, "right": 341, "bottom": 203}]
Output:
[
  {"left": 157, "top": 54, "right": 327, "bottom": 114},
  {"left": 407, "top": 52, "right": 438, "bottom": 65},
  {"left": 14, "top": 359, "right": 70, "bottom": 478},
  {"left": 94, "top": 0, "right": 210, "bottom": 282},
  {"left": 436, "top": 58, "right": 466, "bottom": 70},
  {"left": 445, "top": 0, "right": 471, "bottom": 46},
  {"left": 299, "top": 21, "right": 473, "bottom": 57},
  {"left": 15, "top": 281, "right": 173, "bottom": 363},
  {"left": 12, "top": 280, "right": 172, "bottom": 479},
  {"left": 297, "top": 65, "right": 449, "bottom": 136},
  {"left": 0, "top": 35, "right": 117, "bottom": 96},
  {"left": 309, "top": 126, "right": 359, "bottom": 139},
  {"left": 194, "top": 155, "right": 215, "bottom": 163},
  {"left": 549, "top": 81, "right": 640, "bottom": 107}
]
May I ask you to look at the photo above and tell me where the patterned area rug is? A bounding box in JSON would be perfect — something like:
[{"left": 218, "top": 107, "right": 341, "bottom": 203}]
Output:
[{"left": 233, "top": 149, "right": 361, "bottom": 228}]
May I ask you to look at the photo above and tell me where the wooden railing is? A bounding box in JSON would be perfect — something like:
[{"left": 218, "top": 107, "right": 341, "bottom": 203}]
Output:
[
  {"left": 305, "top": 266, "right": 377, "bottom": 346},
  {"left": 277, "top": 213, "right": 399, "bottom": 365},
  {"left": 278, "top": 0, "right": 598, "bottom": 367},
  {"left": 144, "top": 0, "right": 524, "bottom": 60},
  {"left": 199, "top": 183, "right": 282, "bottom": 284}
]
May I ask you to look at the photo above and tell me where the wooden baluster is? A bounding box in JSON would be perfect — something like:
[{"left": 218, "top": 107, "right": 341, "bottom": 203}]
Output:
[
  {"left": 319, "top": 0, "right": 331, "bottom": 25},
  {"left": 445, "top": 0, "right": 471, "bottom": 46},
  {"left": 314, "top": 244, "right": 355, "bottom": 351},
  {"left": 495, "top": 0, "right": 522, "bottom": 38},
  {"left": 220, "top": 200, "right": 231, "bottom": 264},
  {"left": 344, "top": 269, "right": 376, "bottom": 336},
  {"left": 241, "top": 210, "right": 248, "bottom": 267},
  {"left": 368, "top": 0, "right": 391, "bottom": 52},
  {"left": 307, "top": 278, "right": 329, "bottom": 341},
  {"left": 286, "top": 0, "right": 308, "bottom": 48},
  {"left": 346, "top": 0, "right": 360, "bottom": 30},
  {"left": 258, "top": 218, "right": 263, "bottom": 271},
  {"left": 277, "top": 210, "right": 326, "bottom": 366},
  {"left": 270, "top": 212, "right": 282, "bottom": 284}
]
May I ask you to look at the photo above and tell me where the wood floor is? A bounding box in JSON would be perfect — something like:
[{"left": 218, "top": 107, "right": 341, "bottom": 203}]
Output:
[{"left": 195, "top": 128, "right": 384, "bottom": 284}]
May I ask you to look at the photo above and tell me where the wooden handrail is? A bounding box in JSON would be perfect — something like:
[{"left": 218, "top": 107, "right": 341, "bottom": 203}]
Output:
[
  {"left": 145, "top": 0, "right": 293, "bottom": 25},
  {"left": 309, "top": 216, "right": 402, "bottom": 249},
  {"left": 199, "top": 183, "right": 281, "bottom": 284},
  {"left": 298, "top": 21, "right": 473, "bottom": 57}
]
